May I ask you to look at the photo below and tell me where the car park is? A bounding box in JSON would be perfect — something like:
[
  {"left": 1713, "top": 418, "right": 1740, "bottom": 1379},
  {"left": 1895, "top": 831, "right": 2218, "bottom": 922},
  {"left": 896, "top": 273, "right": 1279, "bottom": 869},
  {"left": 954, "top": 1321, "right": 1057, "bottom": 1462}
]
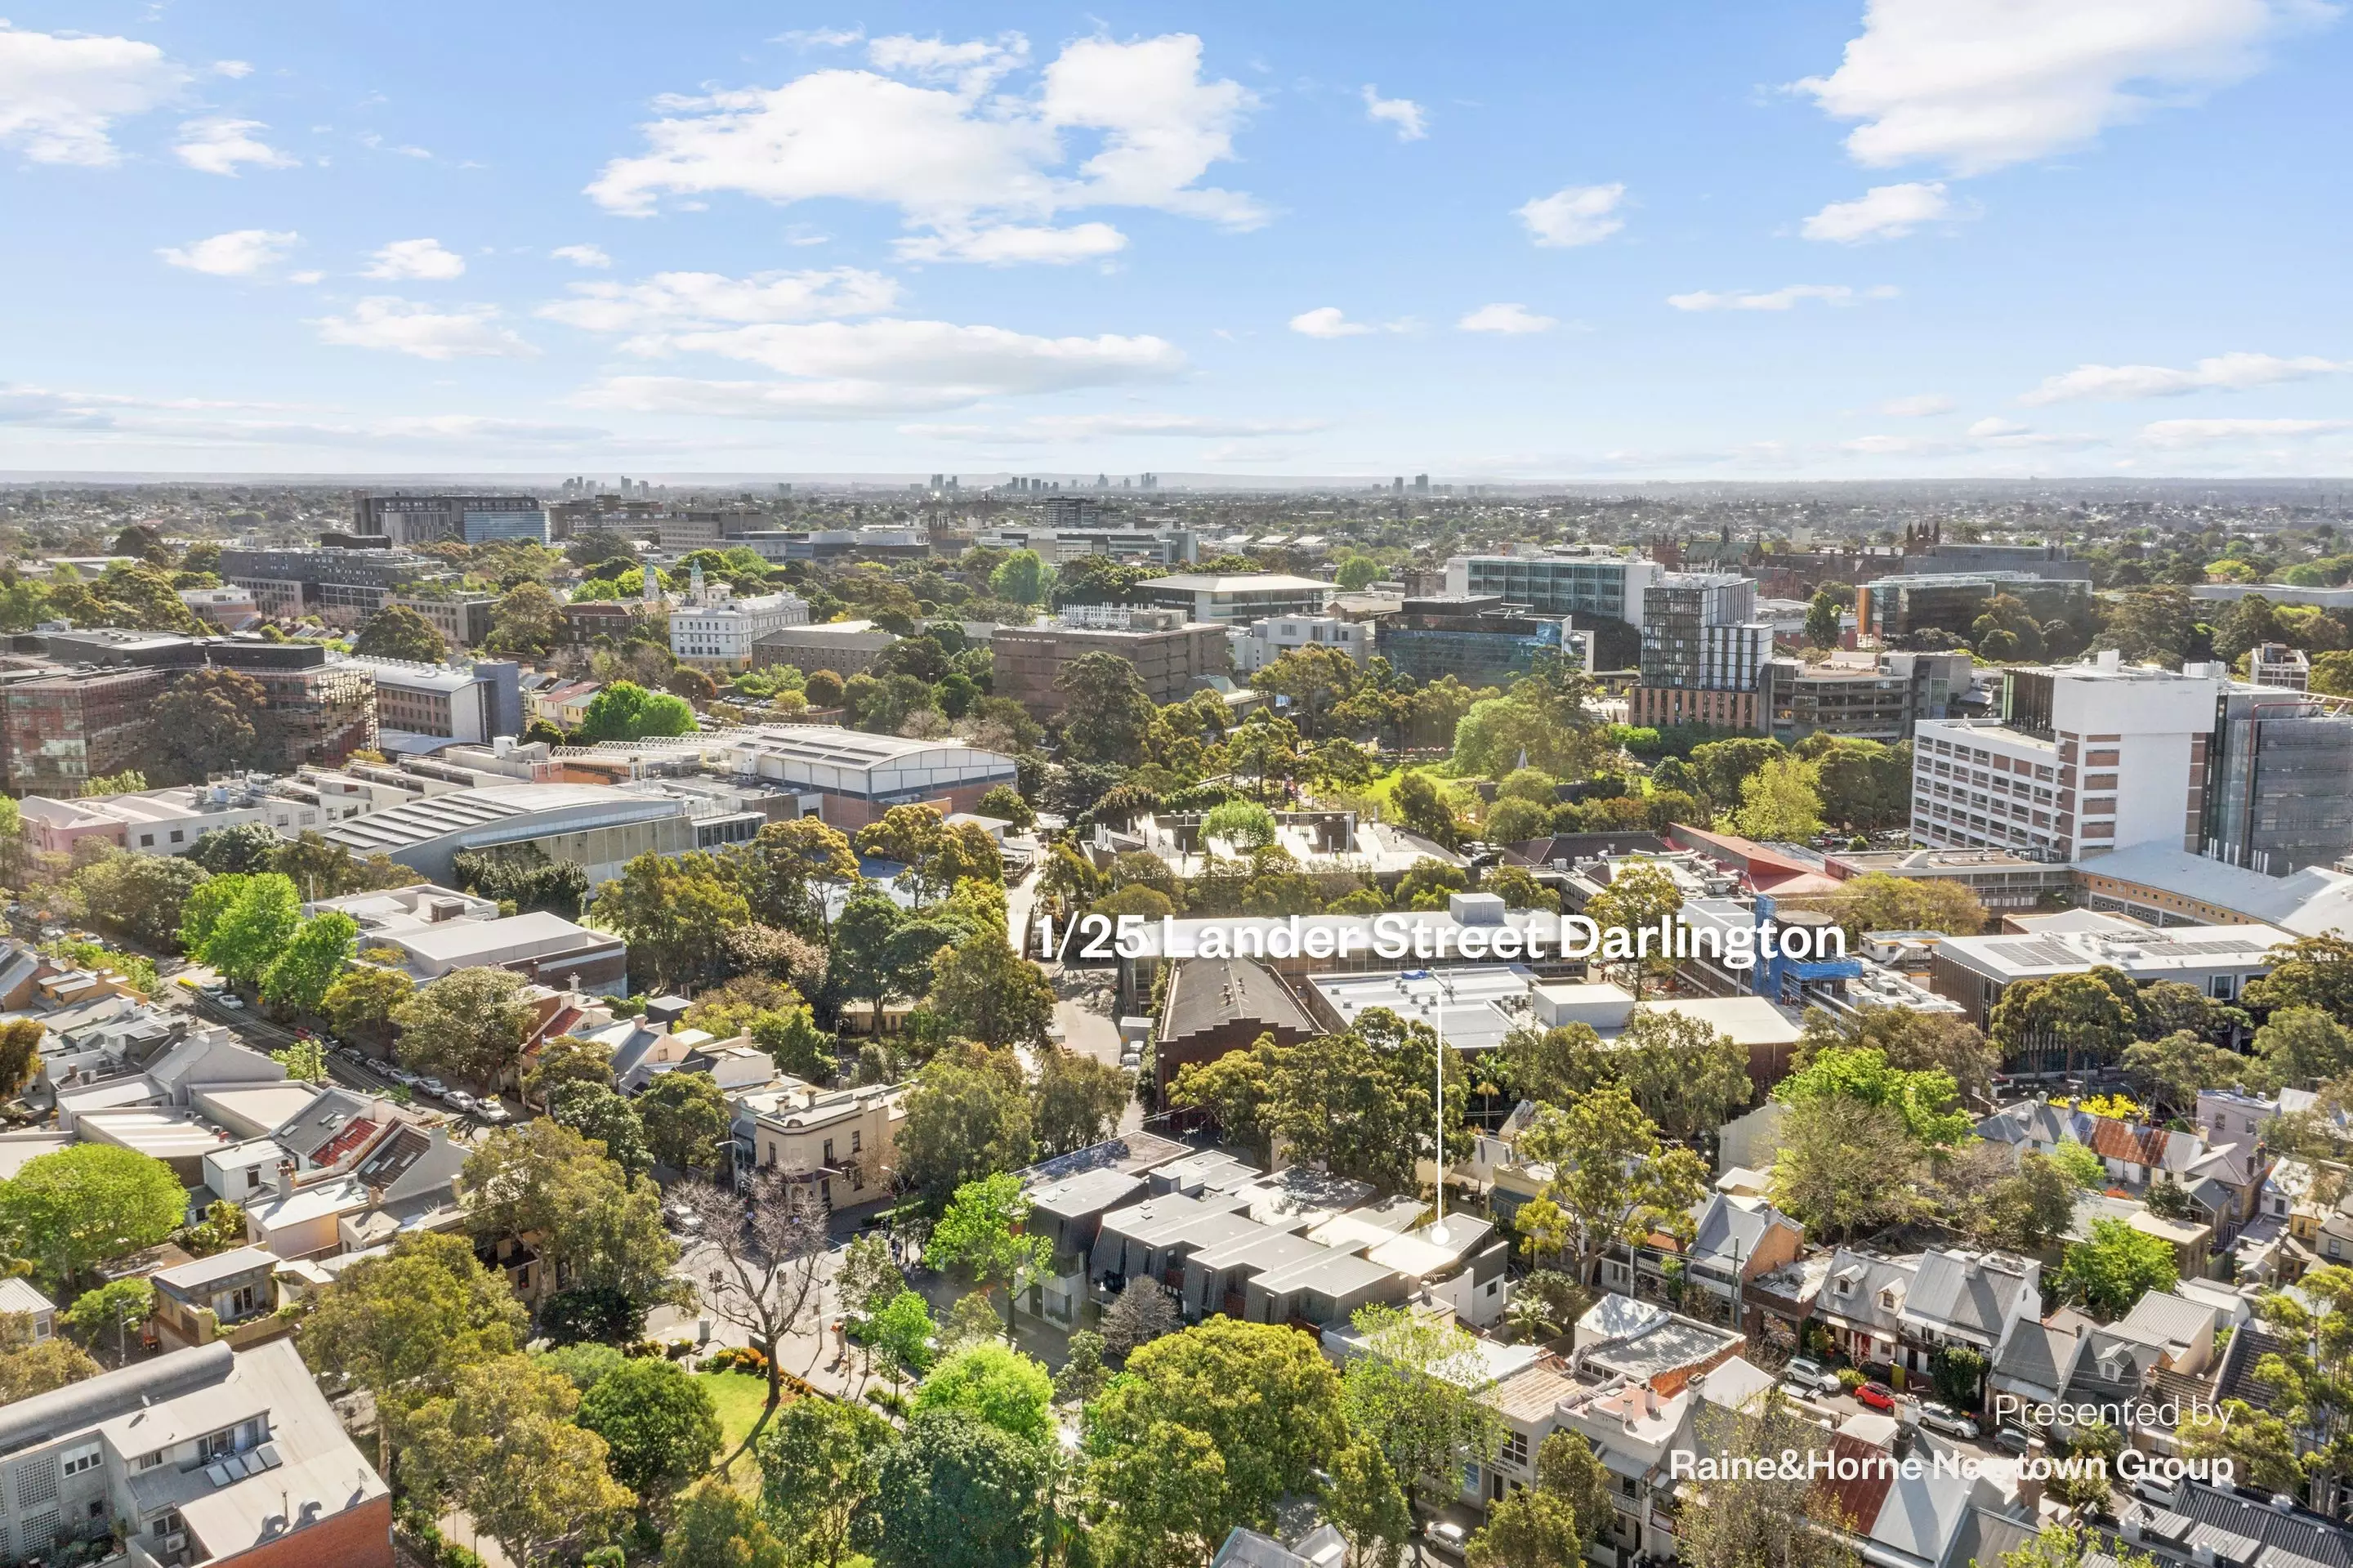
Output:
[
  {"left": 1855, "top": 1381, "right": 1897, "bottom": 1412},
  {"left": 1916, "top": 1402, "right": 1979, "bottom": 1439}
]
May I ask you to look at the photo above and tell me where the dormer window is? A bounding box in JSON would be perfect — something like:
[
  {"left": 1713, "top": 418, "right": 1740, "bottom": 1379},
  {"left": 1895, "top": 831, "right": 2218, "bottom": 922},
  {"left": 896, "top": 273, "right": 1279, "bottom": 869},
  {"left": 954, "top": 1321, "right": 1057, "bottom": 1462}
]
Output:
[{"left": 1881, "top": 1289, "right": 1898, "bottom": 1310}]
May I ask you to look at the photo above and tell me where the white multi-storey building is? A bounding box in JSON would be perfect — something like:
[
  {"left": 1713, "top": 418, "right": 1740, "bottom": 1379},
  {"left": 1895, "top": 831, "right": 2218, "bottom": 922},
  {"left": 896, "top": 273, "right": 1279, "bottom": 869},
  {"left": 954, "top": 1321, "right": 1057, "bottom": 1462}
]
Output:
[
  {"left": 1228, "top": 614, "right": 1373, "bottom": 672},
  {"left": 668, "top": 566, "right": 811, "bottom": 672},
  {"left": 1911, "top": 654, "right": 2221, "bottom": 863}
]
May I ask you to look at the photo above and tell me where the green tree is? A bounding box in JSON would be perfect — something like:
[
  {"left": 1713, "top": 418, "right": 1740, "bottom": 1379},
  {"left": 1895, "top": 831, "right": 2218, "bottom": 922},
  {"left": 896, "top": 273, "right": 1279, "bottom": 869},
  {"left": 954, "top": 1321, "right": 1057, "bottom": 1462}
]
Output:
[
  {"left": 0, "top": 1018, "right": 43, "bottom": 1101},
  {"left": 482, "top": 581, "right": 569, "bottom": 661},
  {"left": 67, "top": 850, "right": 210, "bottom": 951},
  {"left": 323, "top": 963, "right": 413, "bottom": 1043},
  {"left": 860, "top": 1409, "right": 1043, "bottom": 1568},
  {"left": 989, "top": 549, "right": 1052, "bottom": 605},
  {"left": 196, "top": 872, "right": 302, "bottom": 986},
  {"left": 402, "top": 1351, "right": 636, "bottom": 1566},
  {"left": 855, "top": 804, "right": 1003, "bottom": 905},
  {"left": 637, "top": 1072, "right": 734, "bottom": 1177},
  {"left": 2123, "top": 1030, "right": 2253, "bottom": 1113},
  {"left": 60, "top": 1277, "right": 153, "bottom": 1365},
  {"left": 896, "top": 1048, "right": 1037, "bottom": 1213},
  {"left": 1336, "top": 554, "right": 1382, "bottom": 591},
  {"left": 1055, "top": 651, "right": 1157, "bottom": 766},
  {"left": 548, "top": 1082, "right": 654, "bottom": 1178},
  {"left": 1965, "top": 1152, "right": 2083, "bottom": 1253},
  {"left": 1203, "top": 799, "right": 1279, "bottom": 850},
  {"left": 2047, "top": 1137, "right": 2107, "bottom": 1188},
  {"left": 260, "top": 909, "right": 358, "bottom": 1013},
  {"left": 0, "top": 1145, "right": 186, "bottom": 1286},
  {"left": 1099, "top": 1280, "right": 1181, "bottom": 1360},
  {"left": 395, "top": 965, "right": 538, "bottom": 1086},
  {"left": 576, "top": 1356, "right": 722, "bottom": 1504},
  {"left": 1583, "top": 863, "right": 1684, "bottom": 997},
  {"left": 1989, "top": 967, "right": 2140, "bottom": 1068},
  {"left": 594, "top": 851, "right": 752, "bottom": 993},
  {"left": 663, "top": 1484, "right": 793, "bottom": 1568},
  {"left": 2054, "top": 1217, "right": 2179, "bottom": 1318},
  {"left": 1327, "top": 1436, "right": 1414, "bottom": 1568},
  {"left": 1611, "top": 1007, "right": 1752, "bottom": 1141},
  {"left": 931, "top": 931, "right": 1058, "bottom": 1050},
  {"left": 1783, "top": 871, "right": 1985, "bottom": 944},
  {"left": 1083, "top": 1319, "right": 1346, "bottom": 1559},
  {"left": 1805, "top": 587, "right": 1845, "bottom": 648},
  {"left": 927, "top": 1173, "right": 1054, "bottom": 1341},
  {"left": 0, "top": 1335, "right": 99, "bottom": 1402},
  {"left": 1053, "top": 1330, "right": 1110, "bottom": 1406},
  {"left": 2177, "top": 1396, "right": 2308, "bottom": 1496},
  {"left": 2253, "top": 1006, "right": 2353, "bottom": 1091},
  {"left": 2244, "top": 934, "right": 2353, "bottom": 1017},
  {"left": 756, "top": 1396, "right": 895, "bottom": 1568},
  {"left": 1467, "top": 1484, "right": 1582, "bottom": 1568},
  {"left": 140, "top": 668, "right": 280, "bottom": 782},
  {"left": 1790, "top": 1003, "right": 1999, "bottom": 1106},
  {"left": 298, "top": 1231, "right": 530, "bottom": 1473},
  {"left": 578, "top": 681, "right": 699, "bottom": 743},
  {"left": 2003, "top": 1524, "right": 2163, "bottom": 1568},
  {"left": 1513, "top": 1085, "right": 1707, "bottom": 1282},
  {"left": 1773, "top": 1045, "right": 1971, "bottom": 1146},
  {"left": 724, "top": 816, "right": 860, "bottom": 935},
  {"left": 1342, "top": 1303, "right": 1505, "bottom": 1511},
  {"left": 352, "top": 603, "right": 449, "bottom": 663},
  {"left": 1389, "top": 769, "right": 1460, "bottom": 848},
  {"left": 1767, "top": 1097, "right": 1928, "bottom": 1241},
  {"left": 913, "top": 1342, "right": 1055, "bottom": 1442},
  {"left": 462, "top": 1120, "right": 680, "bottom": 1317},
  {"left": 1688, "top": 736, "right": 1786, "bottom": 813},
  {"left": 1729, "top": 755, "right": 1824, "bottom": 841},
  {"left": 1031, "top": 1047, "right": 1130, "bottom": 1156},
  {"left": 271, "top": 1036, "right": 331, "bottom": 1083},
  {"left": 868, "top": 1289, "right": 939, "bottom": 1384}
]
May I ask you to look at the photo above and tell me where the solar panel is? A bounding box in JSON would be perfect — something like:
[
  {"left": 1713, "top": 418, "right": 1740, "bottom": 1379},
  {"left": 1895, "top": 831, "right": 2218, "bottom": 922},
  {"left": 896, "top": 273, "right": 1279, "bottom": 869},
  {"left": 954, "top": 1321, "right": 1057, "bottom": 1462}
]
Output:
[
  {"left": 204, "top": 1463, "right": 232, "bottom": 1487},
  {"left": 254, "top": 1445, "right": 283, "bottom": 1471}
]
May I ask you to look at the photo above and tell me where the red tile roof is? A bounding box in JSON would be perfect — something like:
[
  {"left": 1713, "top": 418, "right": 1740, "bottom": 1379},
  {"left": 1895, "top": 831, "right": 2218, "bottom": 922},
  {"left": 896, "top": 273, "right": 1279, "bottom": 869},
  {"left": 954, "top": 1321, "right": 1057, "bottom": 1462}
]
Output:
[{"left": 2085, "top": 1117, "right": 2172, "bottom": 1168}]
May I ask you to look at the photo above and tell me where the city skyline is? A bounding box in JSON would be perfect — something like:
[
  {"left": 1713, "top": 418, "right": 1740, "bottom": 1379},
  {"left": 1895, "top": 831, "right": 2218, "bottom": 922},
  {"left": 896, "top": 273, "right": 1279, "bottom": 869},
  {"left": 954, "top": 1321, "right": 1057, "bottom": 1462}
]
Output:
[{"left": 3, "top": 1, "right": 2351, "bottom": 480}]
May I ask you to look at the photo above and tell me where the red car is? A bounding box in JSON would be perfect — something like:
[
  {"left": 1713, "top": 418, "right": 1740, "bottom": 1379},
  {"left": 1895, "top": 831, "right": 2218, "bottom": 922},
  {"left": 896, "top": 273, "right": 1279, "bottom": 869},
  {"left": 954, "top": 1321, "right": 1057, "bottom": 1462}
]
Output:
[{"left": 1855, "top": 1381, "right": 1896, "bottom": 1412}]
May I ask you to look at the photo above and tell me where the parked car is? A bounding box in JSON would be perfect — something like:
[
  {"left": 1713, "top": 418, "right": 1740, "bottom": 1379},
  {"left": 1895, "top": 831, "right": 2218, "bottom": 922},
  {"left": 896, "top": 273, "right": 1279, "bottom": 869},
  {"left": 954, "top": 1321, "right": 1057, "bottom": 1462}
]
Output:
[
  {"left": 1855, "top": 1381, "right": 1897, "bottom": 1412},
  {"left": 214, "top": 994, "right": 244, "bottom": 1011},
  {"left": 417, "top": 1078, "right": 449, "bottom": 1099},
  {"left": 1993, "top": 1427, "right": 2034, "bottom": 1455},
  {"left": 444, "top": 1091, "right": 477, "bottom": 1114},
  {"left": 387, "top": 1067, "right": 420, "bottom": 1088},
  {"left": 1916, "top": 1402, "right": 1980, "bottom": 1439},
  {"left": 476, "top": 1101, "right": 511, "bottom": 1126},
  {"left": 1782, "top": 1357, "right": 1841, "bottom": 1396}
]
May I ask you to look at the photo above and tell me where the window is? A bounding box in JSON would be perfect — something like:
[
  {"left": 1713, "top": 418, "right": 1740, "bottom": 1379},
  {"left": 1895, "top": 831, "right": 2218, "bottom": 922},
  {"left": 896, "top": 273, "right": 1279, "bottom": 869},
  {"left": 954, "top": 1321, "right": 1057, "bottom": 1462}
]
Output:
[
  {"left": 136, "top": 1452, "right": 163, "bottom": 1472},
  {"left": 198, "top": 1429, "right": 236, "bottom": 1463},
  {"left": 228, "top": 1284, "right": 261, "bottom": 1317},
  {"left": 823, "top": 1138, "right": 835, "bottom": 1166},
  {"left": 851, "top": 1130, "right": 862, "bottom": 1155},
  {"left": 245, "top": 1166, "right": 261, "bottom": 1191},
  {"left": 139, "top": 834, "right": 154, "bottom": 847},
  {"left": 1501, "top": 1430, "right": 1529, "bottom": 1469},
  {"left": 169, "top": 830, "right": 184, "bottom": 844},
  {"left": 60, "top": 1443, "right": 100, "bottom": 1478}
]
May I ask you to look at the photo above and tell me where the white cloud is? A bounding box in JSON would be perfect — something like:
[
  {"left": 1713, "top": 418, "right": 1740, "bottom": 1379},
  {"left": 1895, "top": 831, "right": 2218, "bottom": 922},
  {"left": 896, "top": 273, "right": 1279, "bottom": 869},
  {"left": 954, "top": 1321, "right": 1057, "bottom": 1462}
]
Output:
[
  {"left": 1796, "top": 0, "right": 2333, "bottom": 176},
  {"left": 2140, "top": 417, "right": 2353, "bottom": 447},
  {"left": 538, "top": 267, "right": 900, "bottom": 334},
  {"left": 1667, "top": 284, "right": 1865, "bottom": 311},
  {"left": 904, "top": 413, "right": 1326, "bottom": 442},
  {"left": 551, "top": 243, "right": 613, "bottom": 268},
  {"left": 1458, "top": 302, "right": 1557, "bottom": 335},
  {"left": 1289, "top": 307, "right": 1375, "bottom": 338},
  {"left": 1802, "top": 181, "right": 1953, "bottom": 243},
  {"left": 586, "top": 33, "right": 1264, "bottom": 262},
  {"left": 157, "top": 228, "right": 299, "bottom": 276},
  {"left": 288, "top": 270, "right": 323, "bottom": 284},
  {"left": 773, "top": 27, "right": 864, "bottom": 49},
  {"left": 212, "top": 60, "right": 252, "bottom": 78},
  {"left": 314, "top": 297, "right": 537, "bottom": 360},
  {"left": 364, "top": 238, "right": 467, "bottom": 281},
  {"left": 893, "top": 221, "right": 1127, "bottom": 265},
  {"left": 1516, "top": 183, "right": 1626, "bottom": 248},
  {"left": 0, "top": 21, "right": 189, "bottom": 165},
  {"left": 1969, "top": 417, "right": 2030, "bottom": 436},
  {"left": 1362, "top": 84, "right": 1427, "bottom": 141},
  {"left": 172, "top": 116, "right": 297, "bottom": 176},
  {"left": 2022, "top": 351, "right": 2351, "bottom": 404},
  {"left": 1881, "top": 392, "right": 1955, "bottom": 416},
  {"left": 1842, "top": 434, "right": 1964, "bottom": 455}
]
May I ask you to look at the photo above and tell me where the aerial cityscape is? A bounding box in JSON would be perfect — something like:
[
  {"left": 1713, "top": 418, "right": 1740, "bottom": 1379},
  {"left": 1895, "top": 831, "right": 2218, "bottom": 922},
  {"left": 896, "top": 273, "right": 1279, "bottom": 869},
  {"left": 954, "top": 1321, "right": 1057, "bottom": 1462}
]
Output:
[{"left": 4, "top": 5, "right": 2353, "bottom": 1568}]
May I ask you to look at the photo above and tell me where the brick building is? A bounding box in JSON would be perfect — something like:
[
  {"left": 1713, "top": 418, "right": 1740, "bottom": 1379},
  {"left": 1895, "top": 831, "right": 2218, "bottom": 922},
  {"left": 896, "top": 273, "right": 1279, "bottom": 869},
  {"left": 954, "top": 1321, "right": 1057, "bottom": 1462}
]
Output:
[{"left": 993, "top": 606, "right": 1231, "bottom": 719}]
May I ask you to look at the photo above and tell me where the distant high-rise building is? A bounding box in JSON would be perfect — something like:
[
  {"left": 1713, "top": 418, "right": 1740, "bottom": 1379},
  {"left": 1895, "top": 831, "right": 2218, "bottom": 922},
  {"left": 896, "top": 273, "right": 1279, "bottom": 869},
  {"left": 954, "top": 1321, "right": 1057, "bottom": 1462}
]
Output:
[
  {"left": 353, "top": 493, "right": 543, "bottom": 548},
  {"left": 1413, "top": 474, "right": 1430, "bottom": 495},
  {"left": 1392, "top": 477, "right": 1404, "bottom": 494}
]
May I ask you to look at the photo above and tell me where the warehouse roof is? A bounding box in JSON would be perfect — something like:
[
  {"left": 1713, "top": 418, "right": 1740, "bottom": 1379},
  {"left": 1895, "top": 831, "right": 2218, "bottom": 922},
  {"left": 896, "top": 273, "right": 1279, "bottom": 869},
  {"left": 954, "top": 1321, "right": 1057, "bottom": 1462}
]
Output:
[{"left": 321, "top": 782, "right": 681, "bottom": 855}]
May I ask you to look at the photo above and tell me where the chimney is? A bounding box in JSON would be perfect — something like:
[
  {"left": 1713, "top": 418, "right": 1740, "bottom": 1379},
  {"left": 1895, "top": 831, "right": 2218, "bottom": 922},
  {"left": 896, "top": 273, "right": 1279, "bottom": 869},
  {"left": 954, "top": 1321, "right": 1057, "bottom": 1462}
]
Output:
[
  {"left": 275, "top": 1158, "right": 297, "bottom": 1200},
  {"left": 2019, "top": 1438, "right": 2046, "bottom": 1515}
]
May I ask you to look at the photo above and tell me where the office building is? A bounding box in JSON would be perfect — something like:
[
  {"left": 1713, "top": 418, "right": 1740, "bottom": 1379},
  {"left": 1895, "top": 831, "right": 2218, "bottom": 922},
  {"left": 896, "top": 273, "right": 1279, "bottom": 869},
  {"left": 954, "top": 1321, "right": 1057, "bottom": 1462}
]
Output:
[
  {"left": 2191, "top": 582, "right": 2353, "bottom": 613},
  {"left": 653, "top": 509, "right": 766, "bottom": 550},
  {"left": 750, "top": 620, "right": 902, "bottom": 677},
  {"left": 731, "top": 526, "right": 927, "bottom": 563},
  {"left": 341, "top": 657, "right": 522, "bottom": 747},
  {"left": 994, "top": 606, "right": 1232, "bottom": 717},
  {"left": 1822, "top": 846, "right": 2077, "bottom": 914},
  {"left": 2252, "top": 642, "right": 2311, "bottom": 692},
  {"left": 1911, "top": 655, "right": 2222, "bottom": 862},
  {"left": 668, "top": 569, "right": 811, "bottom": 672},
  {"left": 1927, "top": 912, "right": 2285, "bottom": 1030},
  {"left": 1765, "top": 650, "right": 1970, "bottom": 743},
  {"left": 2204, "top": 684, "right": 2353, "bottom": 876},
  {"left": 310, "top": 885, "right": 627, "bottom": 989},
  {"left": 18, "top": 773, "right": 373, "bottom": 858},
  {"left": 354, "top": 492, "right": 544, "bottom": 547},
  {"left": 0, "top": 1338, "right": 393, "bottom": 1567},
  {"left": 217, "top": 547, "right": 437, "bottom": 626},
  {"left": 388, "top": 590, "right": 498, "bottom": 649},
  {"left": 1898, "top": 529, "right": 2092, "bottom": 582},
  {"left": 176, "top": 586, "right": 261, "bottom": 632},
  {"left": 707, "top": 725, "right": 1020, "bottom": 830},
  {"left": 1229, "top": 614, "right": 1372, "bottom": 674},
  {"left": 1373, "top": 597, "right": 1572, "bottom": 689},
  {"left": 0, "top": 665, "right": 168, "bottom": 793},
  {"left": 973, "top": 525, "right": 1199, "bottom": 565},
  {"left": 1136, "top": 573, "right": 1331, "bottom": 625},
  {"left": 1627, "top": 573, "right": 1774, "bottom": 732},
  {"left": 1444, "top": 550, "right": 1661, "bottom": 625},
  {"left": 1858, "top": 572, "right": 2093, "bottom": 643}
]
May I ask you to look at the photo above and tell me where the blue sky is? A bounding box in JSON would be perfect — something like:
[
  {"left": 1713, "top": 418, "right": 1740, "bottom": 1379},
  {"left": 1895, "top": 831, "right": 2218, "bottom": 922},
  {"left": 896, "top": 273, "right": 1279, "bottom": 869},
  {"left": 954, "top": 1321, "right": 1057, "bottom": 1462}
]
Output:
[{"left": 2, "top": 1, "right": 2350, "bottom": 480}]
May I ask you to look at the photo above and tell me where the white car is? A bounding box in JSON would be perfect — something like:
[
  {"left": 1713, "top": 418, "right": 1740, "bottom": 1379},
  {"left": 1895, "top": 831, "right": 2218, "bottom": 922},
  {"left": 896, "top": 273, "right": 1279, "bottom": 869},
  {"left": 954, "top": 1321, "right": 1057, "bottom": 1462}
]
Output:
[
  {"left": 1916, "top": 1402, "right": 1980, "bottom": 1440},
  {"left": 214, "top": 994, "right": 244, "bottom": 1011},
  {"left": 476, "top": 1101, "right": 511, "bottom": 1125},
  {"left": 1781, "top": 1357, "right": 1841, "bottom": 1396},
  {"left": 417, "top": 1078, "right": 449, "bottom": 1099},
  {"left": 444, "top": 1091, "right": 477, "bottom": 1114}
]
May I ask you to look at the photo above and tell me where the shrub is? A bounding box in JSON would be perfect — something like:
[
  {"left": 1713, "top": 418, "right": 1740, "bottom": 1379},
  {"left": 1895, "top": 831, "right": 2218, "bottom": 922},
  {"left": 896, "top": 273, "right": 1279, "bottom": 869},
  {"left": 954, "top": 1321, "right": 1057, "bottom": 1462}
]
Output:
[{"left": 1837, "top": 1368, "right": 1866, "bottom": 1392}]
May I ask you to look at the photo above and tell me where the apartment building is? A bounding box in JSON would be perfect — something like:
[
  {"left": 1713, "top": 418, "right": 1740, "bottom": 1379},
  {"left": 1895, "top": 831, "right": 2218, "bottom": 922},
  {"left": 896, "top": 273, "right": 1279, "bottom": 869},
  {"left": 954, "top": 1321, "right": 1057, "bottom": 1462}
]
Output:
[
  {"left": 341, "top": 657, "right": 521, "bottom": 745},
  {"left": 733, "top": 1079, "right": 907, "bottom": 1212},
  {"left": 1912, "top": 656, "right": 2221, "bottom": 862},
  {"left": 0, "top": 1339, "right": 393, "bottom": 1567},
  {"left": 993, "top": 606, "right": 1231, "bottom": 717},
  {"left": 217, "top": 547, "right": 437, "bottom": 624},
  {"left": 387, "top": 590, "right": 498, "bottom": 649},
  {"left": 1859, "top": 571, "right": 2093, "bottom": 642},
  {"left": 1627, "top": 572, "right": 1774, "bottom": 733},
  {"left": 1444, "top": 550, "right": 1661, "bottom": 625},
  {"left": 0, "top": 664, "right": 168, "bottom": 793}
]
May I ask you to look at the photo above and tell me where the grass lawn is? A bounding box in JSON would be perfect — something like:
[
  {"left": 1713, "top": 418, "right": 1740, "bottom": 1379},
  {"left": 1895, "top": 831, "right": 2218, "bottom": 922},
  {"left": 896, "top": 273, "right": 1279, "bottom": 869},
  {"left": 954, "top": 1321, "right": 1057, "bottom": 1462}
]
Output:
[{"left": 694, "top": 1369, "right": 776, "bottom": 1454}]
